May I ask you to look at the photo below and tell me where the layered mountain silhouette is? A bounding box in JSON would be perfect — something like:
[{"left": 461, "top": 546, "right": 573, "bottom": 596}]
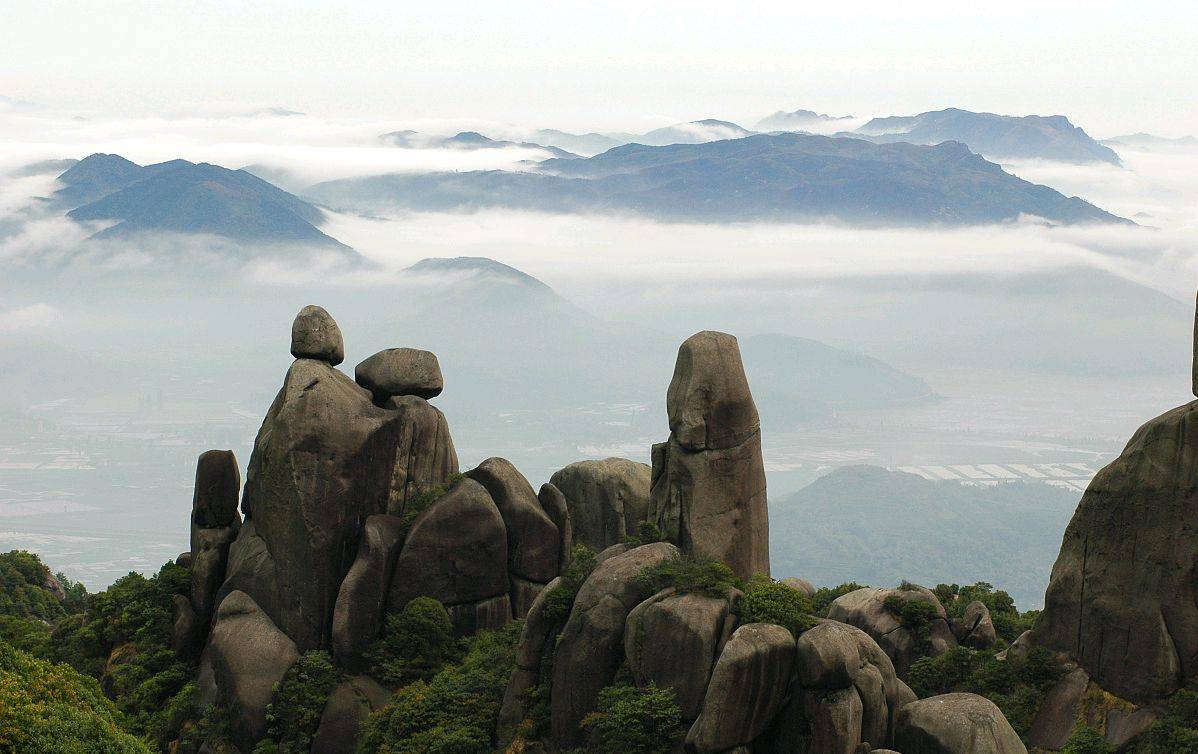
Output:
[
  {"left": 379, "top": 130, "right": 579, "bottom": 159},
  {"left": 357, "top": 256, "right": 937, "bottom": 423},
  {"left": 1103, "top": 132, "right": 1198, "bottom": 149},
  {"left": 756, "top": 108, "right": 854, "bottom": 131},
  {"left": 55, "top": 154, "right": 350, "bottom": 250},
  {"left": 635, "top": 118, "right": 753, "bottom": 145},
  {"left": 309, "top": 132, "right": 1129, "bottom": 225},
  {"left": 851, "top": 108, "right": 1121, "bottom": 165},
  {"left": 771, "top": 465, "right": 1079, "bottom": 608}
]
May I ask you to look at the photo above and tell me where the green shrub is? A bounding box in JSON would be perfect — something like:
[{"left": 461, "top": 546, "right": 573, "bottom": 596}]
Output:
[
  {"left": 623, "top": 521, "right": 666, "bottom": 548},
  {"left": 1063, "top": 724, "right": 1114, "bottom": 754},
  {"left": 636, "top": 554, "right": 741, "bottom": 597},
  {"left": 0, "top": 551, "right": 72, "bottom": 622},
  {"left": 1136, "top": 690, "right": 1198, "bottom": 753},
  {"left": 45, "top": 559, "right": 196, "bottom": 744},
  {"left": 811, "top": 582, "right": 866, "bottom": 616},
  {"left": 397, "top": 474, "right": 465, "bottom": 537},
  {"left": 737, "top": 575, "right": 817, "bottom": 637},
  {"left": 358, "top": 621, "right": 522, "bottom": 754},
  {"left": 257, "top": 650, "right": 340, "bottom": 753},
  {"left": 0, "top": 615, "right": 52, "bottom": 658},
  {"left": 541, "top": 545, "right": 598, "bottom": 624},
  {"left": 908, "top": 647, "right": 981, "bottom": 698},
  {"left": 580, "top": 683, "right": 683, "bottom": 754},
  {"left": 932, "top": 581, "right": 1032, "bottom": 643},
  {"left": 882, "top": 594, "right": 939, "bottom": 655},
  {"left": 0, "top": 640, "right": 151, "bottom": 753},
  {"left": 368, "top": 597, "right": 457, "bottom": 686},
  {"left": 906, "top": 642, "right": 1063, "bottom": 738}
]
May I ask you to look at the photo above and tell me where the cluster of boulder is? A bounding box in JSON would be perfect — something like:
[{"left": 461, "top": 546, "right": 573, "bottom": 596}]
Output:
[
  {"left": 170, "top": 308, "right": 1033, "bottom": 753},
  {"left": 495, "top": 331, "right": 1024, "bottom": 753}
]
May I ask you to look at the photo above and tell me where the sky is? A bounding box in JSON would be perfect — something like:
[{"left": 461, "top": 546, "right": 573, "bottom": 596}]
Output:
[{"left": 1, "top": 0, "right": 1196, "bottom": 137}]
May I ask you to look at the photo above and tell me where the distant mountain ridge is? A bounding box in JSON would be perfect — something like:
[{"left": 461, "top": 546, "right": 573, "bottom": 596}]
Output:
[
  {"left": 379, "top": 130, "right": 580, "bottom": 159},
  {"left": 309, "top": 132, "right": 1130, "bottom": 226},
  {"left": 56, "top": 154, "right": 351, "bottom": 250},
  {"left": 756, "top": 108, "right": 854, "bottom": 132},
  {"left": 851, "top": 108, "right": 1121, "bottom": 165},
  {"left": 771, "top": 465, "right": 1080, "bottom": 608}
]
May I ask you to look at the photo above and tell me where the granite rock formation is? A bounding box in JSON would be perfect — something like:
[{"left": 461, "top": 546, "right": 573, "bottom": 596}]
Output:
[
  {"left": 355, "top": 347, "right": 444, "bottom": 402},
  {"left": 549, "top": 458, "right": 652, "bottom": 551},
  {"left": 649, "top": 331, "right": 769, "bottom": 580},
  {"left": 290, "top": 304, "right": 345, "bottom": 365},
  {"left": 1031, "top": 397, "right": 1198, "bottom": 702},
  {"left": 828, "top": 586, "right": 958, "bottom": 678}
]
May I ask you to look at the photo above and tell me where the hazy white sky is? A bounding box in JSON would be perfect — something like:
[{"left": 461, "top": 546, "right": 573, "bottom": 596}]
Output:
[{"left": 2, "top": 0, "right": 1195, "bottom": 136}]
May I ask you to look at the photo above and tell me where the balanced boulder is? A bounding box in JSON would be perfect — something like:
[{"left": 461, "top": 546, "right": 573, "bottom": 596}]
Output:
[
  {"left": 648, "top": 331, "right": 769, "bottom": 580},
  {"left": 894, "top": 693, "right": 1027, "bottom": 754},
  {"left": 290, "top": 305, "right": 344, "bottom": 365},
  {"left": 549, "top": 458, "right": 651, "bottom": 551},
  {"left": 356, "top": 347, "right": 444, "bottom": 401}
]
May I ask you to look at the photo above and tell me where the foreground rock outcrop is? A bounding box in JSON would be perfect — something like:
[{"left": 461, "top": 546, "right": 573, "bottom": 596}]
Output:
[
  {"left": 173, "top": 312, "right": 1037, "bottom": 754},
  {"left": 649, "top": 331, "right": 769, "bottom": 580},
  {"left": 550, "top": 458, "right": 651, "bottom": 551},
  {"left": 1032, "top": 398, "right": 1198, "bottom": 702},
  {"left": 828, "top": 585, "right": 957, "bottom": 679}
]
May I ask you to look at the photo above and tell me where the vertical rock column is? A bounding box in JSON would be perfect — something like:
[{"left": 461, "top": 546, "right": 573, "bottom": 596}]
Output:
[
  {"left": 184, "top": 449, "right": 242, "bottom": 655},
  {"left": 649, "top": 331, "right": 769, "bottom": 580}
]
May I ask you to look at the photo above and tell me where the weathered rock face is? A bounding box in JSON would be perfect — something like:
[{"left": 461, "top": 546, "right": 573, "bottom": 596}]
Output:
[
  {"left": 1025, "top": 666, "right": 1090, "bottom": 751},
  {"left": 649, "top": 331, "right": 769, "bottom": 581},
  {"left": 388, "top": 478, "right": 509, "bottom": 614},
  {"left": 356, "top": 347, "right": 444, "bottom": 402},
  {"left": 1032, "top": 400, "right": 1198, "bottom": 702},
  {"left": 769, "top": 620, "right": 917, "bottom": 752},
  {"left": 537, "top": 482, "right": 573, "bottom": 574},
  {"left": 311, "top": 676, "right": 391, "bottom": 754},
  {"left": 230, "top": 358, "right": 405, "bottom": 650},
  {"left": 466, "top": 457, "right": 560, "bottom": 583},
  {"left": 498, "top": 575, "right": 566, "bottom": 748},
  {"left": 207, "top": 591, "right": 299, "bottom": 751},
  {"left": 685, "top": 623, "right": 795, "bottom": 753},
  {"left": 331, "top": 514, "right": 406, "bottom": 670},
  {"left": 550, "top": 541, "right": 680, "bottom": 748},
  {"left": 192, "top": 450, "right": 241, "bottom": 529},
  {"left": 782, "top": 576, "right": 817, "bottom": 598},
  {"left": 380, "top": 395, "right": 459, "bottom": 516},
  {"left": 290, "top": 305, "right": 345, "bottom": 365},
  {"left": 171, "top": 594, "right": 199, "bottom": 657},
  {"left": 955, "top": 600, "right": 997, "bottom": 649},
  {"left": 549, "top": 458, "right": 651, "bottom": 551},
  {"left": 624, "top": 587, "right": 738, "bottom": 720},
  {"left": 446, "top": 594, "right": 513, "bottom": 636},
  {"left": 827, "top": 586, "right": 957, "bottom": 678},
  {"left": 894, "top": 693, "right": 1028, "bottom": 754},
  {"left": 189, "top": 451, "right": 242, "bottom": 635}
]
